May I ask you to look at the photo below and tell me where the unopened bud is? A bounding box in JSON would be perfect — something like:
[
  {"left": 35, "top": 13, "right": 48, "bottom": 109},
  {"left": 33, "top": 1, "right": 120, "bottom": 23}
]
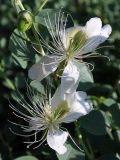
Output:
[{"left": 17, "top": 10, "right": 33, "bottom": 32}]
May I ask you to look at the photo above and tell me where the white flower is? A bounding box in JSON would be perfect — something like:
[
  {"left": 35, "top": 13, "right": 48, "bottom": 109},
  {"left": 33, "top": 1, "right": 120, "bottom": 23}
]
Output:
[
  {"left": 28, "top": 11, "right": 112, "bottom": 94},
  {"left": 9, "top": 87, "right": 92, "bottom": 154}
]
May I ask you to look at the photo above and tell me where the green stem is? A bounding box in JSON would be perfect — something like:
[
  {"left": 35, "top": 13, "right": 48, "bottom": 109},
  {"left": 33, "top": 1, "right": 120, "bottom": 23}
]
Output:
[
  {"left": 34, "top": 0, "right": 48, "bottom": 15},
  {"left": 86, "top": 138, "right": 95, "bottom": 159},
  {"left": 14, "top": 0, "right": 25, "bottom": 11},
  {"left": 75, "top": 122, "right": 95, "bottom": 160}
]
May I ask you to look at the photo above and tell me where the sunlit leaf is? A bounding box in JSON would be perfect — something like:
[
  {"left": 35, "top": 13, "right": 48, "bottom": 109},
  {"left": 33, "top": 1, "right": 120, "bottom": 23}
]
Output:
[{"left": 14, "top": 155, "right": 38, "bottom": 160}]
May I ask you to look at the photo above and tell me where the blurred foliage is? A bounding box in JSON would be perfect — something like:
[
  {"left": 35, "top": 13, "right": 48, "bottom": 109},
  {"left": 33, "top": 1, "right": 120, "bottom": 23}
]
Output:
[{"left": 0, "top": 0, "right": 120, "bottom": 159}]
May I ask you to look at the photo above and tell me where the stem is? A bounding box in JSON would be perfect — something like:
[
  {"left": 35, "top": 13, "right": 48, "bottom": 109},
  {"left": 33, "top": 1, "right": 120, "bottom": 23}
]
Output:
[
  {"left": 34, "top": 0, "right": 48, "bottom": 15},
  {"left": 75, "top": 122, "right": 95, "bottom": 160},
  {"left": 80, "top": 136, "right": 93, "bottom": 160},
  {"left": 14, "top": 0, "right": 45, "bottom": 56},
  {"left": 86, "top": 138, "right": 95, "bottom": 159},
  {"left": 14, "top": 0, "right": 25, "bottom": 11}
]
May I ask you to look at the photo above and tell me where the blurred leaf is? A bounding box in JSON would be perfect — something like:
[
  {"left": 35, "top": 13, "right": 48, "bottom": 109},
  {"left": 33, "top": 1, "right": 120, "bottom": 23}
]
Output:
[
  {"left": 57, "top": 143, "right": 85, "bottom": 160},
  {"left": 3, "top": 78, "right": 15, "bottom": 90},
  {"left": 99, "top": 154, "right": 119, "bottom": 160},
  {"left": 116, "top": 80, "right": 120, "bottom": 95},
  {"left": 113, "top": 130, "right": 120, "bottom": 142},
  {"left": 78, "top": 82, "right": 95, "bottom": 91},
  {"left": 100, "top": 98, "right": 116, "bottom": 111},
  {"left": 90, "top": 84, "right": 113, "bottom": 96},
  {"left": 109, "top": 103, "right": 120, "bottom": 128},
  {"left": 14, "top": 155, "right": 38, "bottom": 160},
  {"left": 0, "top": 37, "right": 6, "bottom": 49},
  {"left": 80, "top": 110, "right": 107, "bottom": 135},
  {"left": 11, "top": 0, "right": 21, "bottom": 13}
]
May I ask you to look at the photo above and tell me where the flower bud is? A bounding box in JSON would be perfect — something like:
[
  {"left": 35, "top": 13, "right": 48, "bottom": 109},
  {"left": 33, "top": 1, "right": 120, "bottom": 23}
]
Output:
[{"left": 17, "top": 10, "right": 33, "bottom": 32}]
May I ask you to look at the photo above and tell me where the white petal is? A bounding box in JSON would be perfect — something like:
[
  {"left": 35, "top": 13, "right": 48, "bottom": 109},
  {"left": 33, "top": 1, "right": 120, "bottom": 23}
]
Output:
[
  {"left": 101, "top": 24, "right": 112, "bottom": 38},
  {"left": 62, "top": 91, "right": 92, "bottom": 123},
  {"left": 47, "top": 130, "right": 68, "bottom": 154},
  {"left": 80, "top": 36, "right": 103, "bottom": 54},
  {"left": 51, "top": 86, "right": 61, "bottom": 108},
  {"left": 61, "top": 60, "right": 81, "bottom": 100},
  {"left": 80, "top": 19, "right": 112, "bottom": 54},
  {"left": 86, "top": 17, "right": 102, "bottom": 37},
  {"left": 28, "top": 56, "right": 59, "bottom": 81}
]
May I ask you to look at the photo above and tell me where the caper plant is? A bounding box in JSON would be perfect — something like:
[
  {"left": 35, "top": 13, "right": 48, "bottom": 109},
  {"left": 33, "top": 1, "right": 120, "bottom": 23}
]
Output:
[{"left": 9, "top": 0, "right": 112, "bottom": 159}]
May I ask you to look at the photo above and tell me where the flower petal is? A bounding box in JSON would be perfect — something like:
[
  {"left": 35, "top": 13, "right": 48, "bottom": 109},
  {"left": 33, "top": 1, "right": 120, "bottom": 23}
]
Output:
[
  {"left": 51, "top": 86, "right": 61, "bottom": 108},
  {"left": 61, "top": 60, "right": 81, "bottom": 100},
  {"left": 101, "top": 24, "right": 112, "bottom": 38},
  {"left": 79, "top": 18, "right": 112, "bottom": 54},
  {"left": 28, "top": 56, "right": 59, "bottom": 81},
  {"left": 62, "top": 91, "right": 92, "bottom": 123},
  {"left": 86, "top": 17, "right": 102, "bottom": 37},
  {"left": 47, "top": 130, "right": 68, "bottom": 154}
]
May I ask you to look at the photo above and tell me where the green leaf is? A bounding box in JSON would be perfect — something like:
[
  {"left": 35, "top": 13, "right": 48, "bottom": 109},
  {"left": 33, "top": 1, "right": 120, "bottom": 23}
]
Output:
[
  {"left": 99, "top": 154, "right": 119, "bottom": 160},
  {"left": 80, "top": 110, "right": 107, "bottom": 135},
  {"left": 14, "top": 155, "right": 38, "bottom": 160},
  {"left": 35, "top": 9, "right": 62, "bottom": 29},
  {"left": 15, "top": 75, "right": 25, "bottom": 88},
  {"left": 116, "top": 80, "right": 120, "bottom": 95},
  {"left": 78, "top": 82, "right": 95, "bottom": 91},
  {"left": 57, "top": 143, "right": 85, "bottom": 160},
  {"left": 79, "top": 63, "right": 94, "bottom": 83},
  {"left": 78, "top": 63, "right": 94, "bottom": 90},
  {"left": 102, "top": 98, "right": 116, "bottom": 107},
  {"left": 9, "top": 29, "right": 35, "bottom": 69},
  {"left": 109, "top": 103, "right": 120, "bottom": 128},
  {"left": 100, "top": 98, "right": 116, "bottom": 111},
  {"left": 113, "top": 130, "right": 120, "bottom": 142},
  {"left": 12, "top": 53, "right": 27, "bottom": 69},
  {"left": 3, "top": 78, "right": 15, "bottom": 90},
  {"left": 30, "top": 80, "right": 45, "bottom": 94}
]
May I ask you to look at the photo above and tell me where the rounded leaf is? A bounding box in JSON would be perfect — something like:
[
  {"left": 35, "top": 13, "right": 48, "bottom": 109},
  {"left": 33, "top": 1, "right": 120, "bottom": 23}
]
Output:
[{"left": 80, "top": 110, "right": 107, "bottom": 135}]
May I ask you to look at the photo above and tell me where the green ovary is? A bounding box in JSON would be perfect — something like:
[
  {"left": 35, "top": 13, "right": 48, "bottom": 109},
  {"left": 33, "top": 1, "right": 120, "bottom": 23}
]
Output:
[
  {"left": 53, "top": 101, "right": 70, "bottom": 120},
  {"left": 67, "top": 29, "right": 87, "bottom": 59}
]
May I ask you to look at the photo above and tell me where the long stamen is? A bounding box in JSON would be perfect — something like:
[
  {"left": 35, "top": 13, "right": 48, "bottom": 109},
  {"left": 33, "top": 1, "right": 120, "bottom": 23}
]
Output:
[{"left": 61, "top": 127, "right": 84, "bottom": 152}]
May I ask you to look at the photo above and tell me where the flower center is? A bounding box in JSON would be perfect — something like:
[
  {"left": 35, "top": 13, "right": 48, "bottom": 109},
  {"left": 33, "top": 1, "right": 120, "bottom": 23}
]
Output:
[
  {"left": 44, "top": 101, "right": 70, "bottom": 128},
  {"left": 66, "top": 29, "right": 87, "bottom": 60}
]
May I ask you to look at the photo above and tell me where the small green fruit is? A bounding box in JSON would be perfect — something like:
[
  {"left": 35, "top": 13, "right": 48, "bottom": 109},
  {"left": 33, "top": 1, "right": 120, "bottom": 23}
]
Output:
[{"left": 17, "top": 10, "right": 33, "bottom": 32}]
